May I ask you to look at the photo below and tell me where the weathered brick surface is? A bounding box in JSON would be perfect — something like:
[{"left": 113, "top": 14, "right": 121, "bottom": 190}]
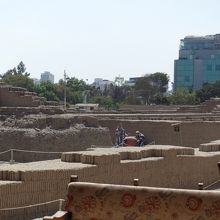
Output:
[
  {"left": 99, "top": 119, "right": 220, "bottom": 148},
  {"left": 1, "top": 146, "right": 220, "bottom": 220}
]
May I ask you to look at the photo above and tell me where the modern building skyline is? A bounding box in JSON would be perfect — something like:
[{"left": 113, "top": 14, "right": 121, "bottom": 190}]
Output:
[
  {"left": 125, "top": 77, "right": 142, "bottom": 87},
  {"left": 174, "top": 34, "right": 220, "bottom": 91},
  {"left": 40, "top": 71, "right": 54, "bottom": 84},
  {"left": 92, "top": 78, "right": 113, "bottom": 91}
]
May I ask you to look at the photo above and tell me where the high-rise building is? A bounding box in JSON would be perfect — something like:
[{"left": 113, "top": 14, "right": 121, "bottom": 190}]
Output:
[
  {"left": 174, "top": 34, "right": 220, "bottom": 91},
  {"left": 40, "top": 71, "right": 54, "bottom": 83}
]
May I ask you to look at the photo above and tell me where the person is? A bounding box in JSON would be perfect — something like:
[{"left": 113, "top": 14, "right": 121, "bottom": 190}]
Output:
[
  {"left": 115, "top": 125, "right": 126, "bottom": 146},
  {"left": 115, "top": 127, "right": 120, "bottom": 146},
  {"left": 135, "top": 131, "right": 145, "bottom": 147},
  {"left": 118, "top": 125, "right": 126, "bottom": 146}
]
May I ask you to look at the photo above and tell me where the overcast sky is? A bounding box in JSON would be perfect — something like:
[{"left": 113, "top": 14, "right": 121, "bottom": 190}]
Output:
[{"left": 0, "top": 0, "right": 220, "bottom": 84}]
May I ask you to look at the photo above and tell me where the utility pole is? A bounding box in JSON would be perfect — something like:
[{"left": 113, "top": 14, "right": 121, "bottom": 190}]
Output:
[{"left": 64, "top": 70, "right": 67, "bottom": 110}]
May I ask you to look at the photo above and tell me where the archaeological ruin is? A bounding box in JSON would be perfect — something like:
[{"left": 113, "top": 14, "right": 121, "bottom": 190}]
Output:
[{"left": 1, "top": 84, "right": 220, "bottom": 219}]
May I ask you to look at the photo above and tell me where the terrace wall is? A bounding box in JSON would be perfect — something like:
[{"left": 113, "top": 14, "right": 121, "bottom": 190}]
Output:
[
  {"left": 99, "top": 119, "right": 220, "bottom": 148},
  {"left": 1, "top": 146, "right": 220, "bottom": 219}
]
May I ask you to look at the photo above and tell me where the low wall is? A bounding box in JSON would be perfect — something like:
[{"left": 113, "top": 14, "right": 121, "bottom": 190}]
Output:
[
  {"left": 66, "top": 182, "right": 220, "bottom": 220},
  {"left": 0, "top": 107, "right": 64, "bottom": 115},
  {"left": 1, "top": 146, "right": 220, "bottom": 219},
  {"left": 200, "top": 140, "right": 220, "bottom": 152}
]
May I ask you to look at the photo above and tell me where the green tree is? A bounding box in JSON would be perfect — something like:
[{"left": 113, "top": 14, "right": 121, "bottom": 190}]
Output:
[
  {"left": 124, "top": 95, "right": 142, "bottom": 105},
  {"left": 1, "top": 61, "right": 34, "bottom": 90},
  {"left": 105, "top": 84, "right": 131, "bottom": 103},
  {"left": 33, "top": 82, "right": 59, "bottom": 101},
  {"left": 91, "top": 95, "right": 118, "bottom": 109},
  {"left": 134, "top": 76, "right": 155, "bottom": 104},
  {"left": 196, "top": 81, "right": 220, "bottom": 103},
  {"left": 169, "top": 89, "right": 198, "bottom": 105},
  {"left": 134, "top": 72, "right": 169, "bottom": 104},
  {"left": 56, "top": 77, "right": 93, "bottom": 104},
  {"left": 66, "top": 77, "right": 88, "bottom": 91},
  {"left": 149, "top": 72, "right": 169, "bottom": 95},
  {"left": 151, "top": 95, "right": 170, "bottom": 105},
  {"left": 17, "top": 61, "right": 26, "bottom": 75}
]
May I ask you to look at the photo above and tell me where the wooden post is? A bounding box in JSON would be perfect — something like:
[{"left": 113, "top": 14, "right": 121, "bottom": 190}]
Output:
[
  {"left": 70, "top": 175, "right": 78, "bottom": 183},
  {"left": 217, "top": 162, "right": 220, "bottom": 171},
  {"left": 10, "top": 149, "right": 15, "bottom": 164},
  {"left": 59, "top": 199, "right": 64, "bottom": 211},
  {"left": 133, "top": 178, "right": 139, "bottom": 186},
  {"left": 198, "top": 182, "right": 204, "bottom": 190}
]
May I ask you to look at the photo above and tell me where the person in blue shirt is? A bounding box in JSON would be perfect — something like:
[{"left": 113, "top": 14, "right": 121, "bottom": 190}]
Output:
[{"left": 135, "top": 131, "right": 145, "bottom": 146}]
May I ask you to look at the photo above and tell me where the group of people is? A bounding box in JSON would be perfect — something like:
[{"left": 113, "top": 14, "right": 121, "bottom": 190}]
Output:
[{"left": 115, "top": 125, "right": 145, "bottom": 147}]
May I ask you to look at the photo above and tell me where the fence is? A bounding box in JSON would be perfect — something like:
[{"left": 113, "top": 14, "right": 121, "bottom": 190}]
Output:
[
  {"left": 0, "top": 149, "right": 63, "bottom": 163},
  {"left": 0, "top": 199, "right": 65, "bottom": 220}
]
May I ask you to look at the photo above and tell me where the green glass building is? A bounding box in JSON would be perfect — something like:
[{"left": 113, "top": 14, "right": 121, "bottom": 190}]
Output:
[{"left": 174, "top": 34, "right": 220, "bottom": 91}]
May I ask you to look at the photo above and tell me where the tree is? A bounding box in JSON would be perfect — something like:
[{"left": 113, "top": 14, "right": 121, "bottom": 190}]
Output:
[
  {"left": 134, "top": 72, "right": 169, "bottom": 104},
  {"left": 151, "top": 95, "right": 170, "bottom": 105},
  {"left": 168, "top": 89, "right": 198, "bottom": 105},
  {"left": 134, "top": 76, "right": 155, "bottom": 104},
  {"left": 88, "top": 85, "right": 101, "bottom": 99},
  {"left": 196, "top": 81, "right": 220, "bottom": 103},
  {"left": 91, "top": 95, "right": 117, "bottom": 109},
  {"left": 104, "top": 84, "right": 131, "bottom": 103},
  {"left": 0, "top": 61, "right": 33, "bottom": 90},
  {"left": 148, "top": 72, "right": 169, "bottom": 95},
  {"left": 17, "top": 61, "right": 26, "bottom": 75},
  {"left": 32, "top": 82, "right": 59, "bottom": 101},
  {"left": 124, "top": 95, "right": 142, "bottom": 105},
  {"left": 66, "top": 77, "right": 88, "bottom": 91}
]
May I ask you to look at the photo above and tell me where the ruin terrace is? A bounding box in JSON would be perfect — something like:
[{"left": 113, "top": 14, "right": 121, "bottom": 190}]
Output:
[{"left": 1, "top": 84, "right": 220, "bottom": 219}]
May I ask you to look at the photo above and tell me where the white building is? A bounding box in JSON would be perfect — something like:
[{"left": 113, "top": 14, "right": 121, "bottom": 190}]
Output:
[
  {"left": 40, "top": 71, "right": 54, "bottom": 83},
  {"left": 125, "top": 77, "right": 142, "bottom": 86},
  {"left": 92, "top": 78, "right": 113, "bottom": 91}
]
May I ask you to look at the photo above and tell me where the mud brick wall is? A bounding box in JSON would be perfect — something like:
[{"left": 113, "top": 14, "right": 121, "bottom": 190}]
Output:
[
  {"left": 0, "top": 87, "right": 41, "bottom": 107},
  {"left": 1, "top": 147, "right": 220, "bottom": 219},
  {"left": 0, "top": 127, "right": 112, "bottom": 162},
  {"left": 99, "top": 119, "right": 220, "bottom": 148}
]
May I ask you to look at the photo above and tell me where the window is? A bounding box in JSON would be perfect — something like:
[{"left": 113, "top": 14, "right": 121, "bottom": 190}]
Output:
[
  {"left": 184, "top": 75, "right": 190, "bottom": 82},
  {"left": 207, "top": 64, "right": 212, "bottom": 71},
  {"left": 216, "top": 65, "right": 220, "bottom": 71}
]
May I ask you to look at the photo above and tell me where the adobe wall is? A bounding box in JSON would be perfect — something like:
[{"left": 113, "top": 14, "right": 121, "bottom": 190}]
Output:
[
  {"left": 1, "top": 146, "right": 220, "bottom": 219},
  {"left": 0, "top": 106, "right": 64, "bottom": 115},
  {"left": 0, "top": 86, "right": 44, "bottom": 107},
  {"left": 66, "top": 182, "right": 220, "bottom": 220},
  {"left": 61, "top": 147, "right": 220, "bottom": 189},
  {"left": 0, "top": 85, "right": 62, "bottom": 115},
  {"left": 2, "top": 114, "right": 220, "bottom": 163},
  {"left": 99, "top": 119, "right": 220, "bottom": 148},
  {"left": 0, "top": 115, "right": 112, "bottom": 162}
]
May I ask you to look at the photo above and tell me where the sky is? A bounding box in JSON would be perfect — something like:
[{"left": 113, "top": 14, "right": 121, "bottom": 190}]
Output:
[{"left": 0, "top": 0, "right": 220, "bottom": 85}]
